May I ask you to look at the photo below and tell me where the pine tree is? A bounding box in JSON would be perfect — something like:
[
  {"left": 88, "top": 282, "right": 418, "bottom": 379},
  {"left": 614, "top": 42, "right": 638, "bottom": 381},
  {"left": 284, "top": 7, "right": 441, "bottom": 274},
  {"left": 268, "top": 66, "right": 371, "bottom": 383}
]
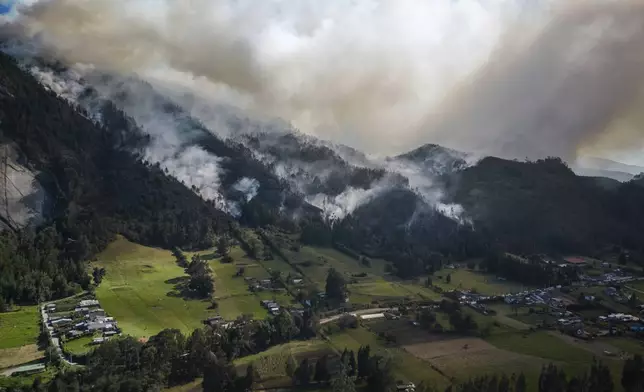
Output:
[
  {"left": 348, "top": 350, "right": 357, "bottom": 377},
  {"left": 332, "top": 367, "right": 356, "bottom": 392},
  {"left": 340, "top": 348, "right": 349, "bottom": 367},
  {"left": 516, "top": 373, "right": 527, "bottom": 392},
  {"left": 622, "top": 354, "right": 644, "bottom": 392},
  {"left": 314, "top": 355, "right": 331, "bottom": 384},
  {"left": 357, "top": 345, "right": 372, "bottom": 379}
]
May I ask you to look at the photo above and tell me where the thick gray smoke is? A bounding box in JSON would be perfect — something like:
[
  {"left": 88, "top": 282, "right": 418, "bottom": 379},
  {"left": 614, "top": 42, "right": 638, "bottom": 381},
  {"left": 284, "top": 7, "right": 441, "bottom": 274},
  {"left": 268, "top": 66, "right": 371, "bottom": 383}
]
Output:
[
  {"left": 3, "top": 0, "right": 644, "bottom": 223},
  {"left": 4, "top": 0, "right": 644, "bottom": 161},
  {"left": 424, "top": 1, "right": 644, "bottom": 161}
]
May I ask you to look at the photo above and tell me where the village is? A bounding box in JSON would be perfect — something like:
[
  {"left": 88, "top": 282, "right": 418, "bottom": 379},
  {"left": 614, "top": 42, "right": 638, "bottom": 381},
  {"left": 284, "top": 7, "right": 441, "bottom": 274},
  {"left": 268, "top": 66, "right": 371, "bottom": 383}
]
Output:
[{"left": 41, "top": 296, "right": 121, "bottom": 362}]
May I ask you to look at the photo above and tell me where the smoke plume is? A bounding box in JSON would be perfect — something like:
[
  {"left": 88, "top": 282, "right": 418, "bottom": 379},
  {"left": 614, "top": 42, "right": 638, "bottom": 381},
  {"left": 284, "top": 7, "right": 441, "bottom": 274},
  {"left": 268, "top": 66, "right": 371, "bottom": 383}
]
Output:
[{"left": 3, "top": 0, "right": 644, "bottom": 161}]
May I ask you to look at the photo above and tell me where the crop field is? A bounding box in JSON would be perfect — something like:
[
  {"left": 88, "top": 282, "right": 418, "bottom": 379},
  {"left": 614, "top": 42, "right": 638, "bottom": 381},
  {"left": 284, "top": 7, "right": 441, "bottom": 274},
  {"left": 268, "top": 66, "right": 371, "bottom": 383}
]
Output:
[
  {"left": 0, "top": 345, "right": 43, "bottom": 370},
  {"left": 0, "top": 306, "right": 40, "bottom": 350},
  {"left": 327, "top": 326, "right": 449, "bottom": 389},
  {"left": 361, "top": 314, "right": 625, "bottom": 391},
  {"left": 403, "top": 336, "right": 547, "bottom": 382},
  {"left": 94, "top": 236, "right": 217, "bottom": 337},
  {"left": 433, "top": 268, "right": 529, "bottom": 295}
]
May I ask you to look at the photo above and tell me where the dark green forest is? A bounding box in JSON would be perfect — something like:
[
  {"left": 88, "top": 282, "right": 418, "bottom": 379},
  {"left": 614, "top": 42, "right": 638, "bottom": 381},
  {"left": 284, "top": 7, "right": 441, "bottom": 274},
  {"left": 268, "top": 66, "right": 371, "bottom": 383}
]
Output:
[{"left": 0, "top": 52, "right": 231, "bottom": 305}]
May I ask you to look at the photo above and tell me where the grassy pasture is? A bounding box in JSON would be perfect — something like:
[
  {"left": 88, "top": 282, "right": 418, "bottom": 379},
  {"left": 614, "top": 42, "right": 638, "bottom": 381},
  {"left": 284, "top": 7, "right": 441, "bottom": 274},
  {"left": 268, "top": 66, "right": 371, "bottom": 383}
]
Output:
[
  {"left": 433, "top": 268, "right": 529, "bottom": 295},
  {"left": 94, "top": 236, "right": 303, "bottom": 336},
  {"left": 64, "top": 335, "right": 95, "bottom": 356},
  {"left": 234, "top": 340, "right": 332, "bottom": 388},
  {"left": 93, "top": 236, "right": 217, "bottom": 337},
  {"left": 0, "top": 306, "right": 40, "bottom": 350}
]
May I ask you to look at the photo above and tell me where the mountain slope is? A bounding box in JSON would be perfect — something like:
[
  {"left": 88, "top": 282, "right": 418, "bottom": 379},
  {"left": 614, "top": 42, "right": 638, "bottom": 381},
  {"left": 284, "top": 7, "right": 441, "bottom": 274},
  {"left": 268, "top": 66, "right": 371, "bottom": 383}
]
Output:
[
  {"left": 445, "top": 156, "right": 644, "bottom": 253},
  {"left": 0, "top": 51, "right": 232, "bottom": 305}
]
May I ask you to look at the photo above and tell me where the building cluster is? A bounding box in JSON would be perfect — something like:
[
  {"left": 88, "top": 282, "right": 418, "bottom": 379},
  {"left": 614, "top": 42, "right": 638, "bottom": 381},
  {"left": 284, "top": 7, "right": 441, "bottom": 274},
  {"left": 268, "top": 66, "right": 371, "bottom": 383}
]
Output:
[
  {"left": 245, "top": 276, "right": 276, "bottom": 292},
  {"left": 580, "top": 272, "right": 636, "bottom": 286},
  {"left": 260, "top": 299, "right": 281, "bottom": 315},
  {"left": 503, "top": 287, "right": 568, "bottom": 308},
  {"left": 602, "top": 286, "right": 633, "bottom": 304},
  {"left": 46, "top": 297, "right": 120, "bottom": 347},
  {"left": 598, "top": 313, "right": 641, "bottom": 323}
]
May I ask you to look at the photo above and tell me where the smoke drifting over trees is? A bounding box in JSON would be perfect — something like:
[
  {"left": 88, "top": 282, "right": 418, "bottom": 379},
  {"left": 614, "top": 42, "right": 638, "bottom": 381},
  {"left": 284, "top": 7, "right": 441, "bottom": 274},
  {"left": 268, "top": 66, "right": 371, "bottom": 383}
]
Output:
[{"left": 2, "top": 0, "right": 643, "bottom": 161}]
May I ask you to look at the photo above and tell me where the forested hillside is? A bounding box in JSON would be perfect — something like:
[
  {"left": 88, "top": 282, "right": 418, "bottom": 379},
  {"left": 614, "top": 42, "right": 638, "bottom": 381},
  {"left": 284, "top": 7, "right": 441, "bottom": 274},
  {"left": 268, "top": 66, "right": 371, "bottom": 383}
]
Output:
[
  {"left": 447, "top": 157, "right": 644, "bottom": 254},
  {"left": 0, "top": 52, "right": 231, "bottom": 305},
  {"left": 72, "top": 73, "right": 318, "bottom": 229}
]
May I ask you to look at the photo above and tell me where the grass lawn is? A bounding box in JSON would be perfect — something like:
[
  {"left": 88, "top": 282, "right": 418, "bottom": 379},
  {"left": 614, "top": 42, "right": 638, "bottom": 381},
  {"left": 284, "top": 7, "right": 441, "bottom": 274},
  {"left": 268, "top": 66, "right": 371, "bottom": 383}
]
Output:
[
  {"left": 486, "top": 331, "right": 594, "bottom": 364},
  {"left": 94, "top": 236, "right": 216, "bottom": 338},
  {"left": 605, "top": 337, "right": 644, "bottom": 356},
  {"left": 0, "top": 306, "right": 40, "bottom": 349},
  {"left": 433, "top": 268, "right": 529, "bottom": 295},
  {"left": 627, "top": 280, "right": 644, "bottom": 293},
  {"left": 64, "top": 335, "right": 96, "bottom": 356},
  {"left": 216, "top": 295, "right": 266, "bottom": 320}
]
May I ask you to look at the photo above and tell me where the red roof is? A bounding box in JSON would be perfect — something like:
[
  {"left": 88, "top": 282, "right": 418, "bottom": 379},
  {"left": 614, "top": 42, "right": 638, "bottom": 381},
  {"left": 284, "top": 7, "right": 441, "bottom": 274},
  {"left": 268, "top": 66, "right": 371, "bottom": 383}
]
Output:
[{"left": 564, "top": 257, "right": 586, "bottom": 264}]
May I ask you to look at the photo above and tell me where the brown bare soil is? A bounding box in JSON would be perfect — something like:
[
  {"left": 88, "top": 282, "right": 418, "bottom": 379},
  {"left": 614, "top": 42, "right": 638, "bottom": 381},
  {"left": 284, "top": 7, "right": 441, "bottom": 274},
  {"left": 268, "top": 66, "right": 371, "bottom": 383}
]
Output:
[{"left": 0, "top": 344, "right": 44, "bottom": 369}]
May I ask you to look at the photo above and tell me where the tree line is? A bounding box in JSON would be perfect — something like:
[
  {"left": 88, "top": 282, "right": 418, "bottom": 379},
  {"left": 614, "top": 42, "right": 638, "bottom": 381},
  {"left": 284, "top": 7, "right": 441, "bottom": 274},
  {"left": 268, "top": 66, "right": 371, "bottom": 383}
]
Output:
[{"left": 5, "top": 307, "right": 319, "bottom": 392}]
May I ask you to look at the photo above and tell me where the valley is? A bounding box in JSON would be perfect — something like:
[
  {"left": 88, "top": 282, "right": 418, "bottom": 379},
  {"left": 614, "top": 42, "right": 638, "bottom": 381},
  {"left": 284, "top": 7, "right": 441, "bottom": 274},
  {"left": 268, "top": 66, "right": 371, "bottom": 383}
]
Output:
[
  {"left": 1, "top": 17, "right": 644, "bottom": 392},
  {"left": 6, "top": 226, "right": 644, "bottom": 392}
]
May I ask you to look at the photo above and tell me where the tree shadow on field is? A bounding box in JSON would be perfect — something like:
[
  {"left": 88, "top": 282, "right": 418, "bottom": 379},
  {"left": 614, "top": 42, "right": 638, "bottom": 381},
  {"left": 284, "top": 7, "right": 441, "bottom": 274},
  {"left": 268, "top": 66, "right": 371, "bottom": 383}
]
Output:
[
  {"left": 166, "top": 276, "right": 191, "bottom": 299},
  {"left": 166, "top": 276, "right": 211, "bottom": 301}
]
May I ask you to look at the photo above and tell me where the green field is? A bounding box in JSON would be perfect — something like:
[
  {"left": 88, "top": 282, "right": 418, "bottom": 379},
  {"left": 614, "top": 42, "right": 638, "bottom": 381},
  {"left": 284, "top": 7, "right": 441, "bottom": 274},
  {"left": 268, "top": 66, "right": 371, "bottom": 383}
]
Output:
[
  {"left": 64, "top": 336, "right": 95, "bottom": 356},
  {"left": 433, "top": 268, "right": 529, "bottom": 295},
  {"left": 234, "top": 339, "right": 332, "bottom": 388},
  {"left": 486, "top": 331, "right": 593, "bottom": 364},
  {"left": 93, "top": 236, "right": 304, "bottom": 335},
  {"left": 0, "top": 306, "right": 40, "bottom": 349},
  {"left": 605, "top": 337, "right": 644, "bottom": 356},
  {"left": 94, "top": 236, "right": 218, "bottom": 337}
]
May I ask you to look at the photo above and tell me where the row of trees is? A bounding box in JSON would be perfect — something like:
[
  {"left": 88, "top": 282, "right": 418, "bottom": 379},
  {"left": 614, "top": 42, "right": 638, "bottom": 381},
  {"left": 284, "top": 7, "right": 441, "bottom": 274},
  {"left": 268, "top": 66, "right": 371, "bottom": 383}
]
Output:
[
  {"left": 15, "top": 307, "right": 321, "bottom": 392},
  {"left": 7, "top": 325, "right": 644, "bottom": 392},
  {"left": 481, "top": 252, "right": 578, "bottom": 287},
  {"left": 172, "top": 248, "right": 215, "bottom": 298}
]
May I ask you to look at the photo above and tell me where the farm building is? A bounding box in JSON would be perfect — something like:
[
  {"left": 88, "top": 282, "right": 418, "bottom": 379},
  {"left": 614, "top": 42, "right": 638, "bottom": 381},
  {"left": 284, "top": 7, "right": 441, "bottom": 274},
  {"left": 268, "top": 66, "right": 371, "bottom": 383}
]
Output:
[
  {"left": 80, "top": 299, "right": 100, "bottom": 307},
  {"left": 563, "top": 257, "right": 587, "bottom": 265}
]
